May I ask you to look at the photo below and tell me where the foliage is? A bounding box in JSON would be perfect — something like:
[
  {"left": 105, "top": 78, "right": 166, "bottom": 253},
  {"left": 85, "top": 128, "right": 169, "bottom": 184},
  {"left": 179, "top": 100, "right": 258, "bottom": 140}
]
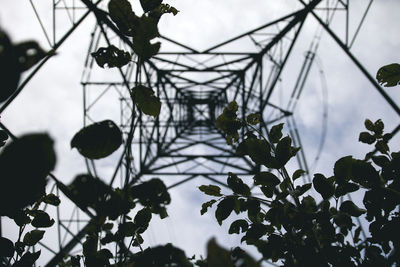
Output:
[
  {"left": 1, "top": 0, "right": 400, "bottom": 265},
  {"left": 376, "top": 63, "right": 400, "bottom": 87},
  {"left": 200, "top": 101, "right": 400, "bottom": 266}
]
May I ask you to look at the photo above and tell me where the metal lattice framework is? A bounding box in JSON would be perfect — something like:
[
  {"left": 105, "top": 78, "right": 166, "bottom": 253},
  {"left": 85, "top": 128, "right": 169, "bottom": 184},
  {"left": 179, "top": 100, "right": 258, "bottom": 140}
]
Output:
[{"left": 2, "top": 0, "right": 400, "bottom": 266}]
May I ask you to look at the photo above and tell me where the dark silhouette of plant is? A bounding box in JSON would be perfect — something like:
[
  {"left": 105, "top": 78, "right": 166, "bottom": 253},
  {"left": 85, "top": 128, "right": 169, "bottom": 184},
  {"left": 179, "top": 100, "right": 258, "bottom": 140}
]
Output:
[{"left": 200, "top": 96, "right": 400, "bottom": 265}]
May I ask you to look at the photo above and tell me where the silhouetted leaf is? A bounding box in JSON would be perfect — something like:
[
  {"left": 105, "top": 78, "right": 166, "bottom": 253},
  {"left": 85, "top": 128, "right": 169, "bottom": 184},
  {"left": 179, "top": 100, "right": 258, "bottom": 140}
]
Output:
[
  {"left": 71, "top": 120, "right": 122, "bottom": 159},
  {"left": 0, "top": 237, "right": 14, "bottom": 257},
  {"left": 83, "top": 234, "right": 98, "bottom": 257},
  {"left": 13, "top": 251, "right": 41, "bottom": 267},
  {"left": 134, "top": 207, "right": 152, "bottom": 232},
  {"left": 334, "top": 156, "right": 353, "bottom": 184},
  {"left": 375, "top": 140, "right": 389, "bottom": 154},
  {"left": 227, "top": 172, "right": 250, "bottom": 196},
  {"left": 199, "top": 185, "right": 222, "bottom": 197},
  {"left": 0, "top": 133, "right": 56, "bottom": 216},
  {"left": 91, "top": 45, "right": 131, "bottom": 68},
  {"left": 42, "top": 193, "right": 61, "bottom": 206},
  {"left": 31, "top": 210, "right": 55, "bottom": 228},
  {"left": 313, "top": 173, "right": 334, "bottom": 200},
  {"left": 253, "top": 172, "right": 280, "bottom": 187},
  {"left": 359, "top": 132, "right": 376, "bottom": 144},
  {"left": 216, "top": 101, "right": 242, "bottom": 145},
  {"left": 364, "top": 119, "right": 374, "bottom": 131},
  {"left": 207, "top": 238, "right": 235, "bottom": 267},
  {"left": 215, "top": 197, "right": 235, "bottom": 225},
  {"left": 108, "top": 0, "right": 139, "bottom": 36},
  {"left": 340, "top": 201, "right": 366, "bottom": 217},
  {"left": 335, "top": 182, "right": 359, "bottom": 198},
  {"left": 269, "top": 123, "right": 284, "bottom": 143},
  {"left": 376, "top": 63, "right": 400, "bottom": 87},
  {"left": 229, "top": 219, "right": 248, "bottom": 234},
  {"left": 371, "top": 155, "right": 390, "bottom": 167},
  {"left": 246, "top": 113, "right": 260, "bottom": 125},
  {"left": 373, "top": 119, "right": 384, "bottom": 135},
  {"left": 133, "top": 39, "right": 161, "bottom": 60},
  {"left": 130, "top": 178, "right": 171, "bottom": 212},
  {"left": 131, "top": 85, "right": 161, "bottom": 117},
  {"left": 118, "top": 222, "right": 137, "bottom": 237},
  {"left": 275, "top": 136, "right": 297, "bottom": 167},
  {"left": 13, "top": 210, "right": 31, "bottom": 227},
  {"left": 14, "top": 41, "right": 46, "bottom": 71},
  {"left": 23, "top": 230, "right": 45, "bottom": 246},
  {"left": 201, "top": 199, "right": 216, "bottom": 215},
  {"left": 292, "top": 169, "right": 305, "bottom": 181},
  {"left": 140, "top": 0, "right": 162, "bottom": 12}
]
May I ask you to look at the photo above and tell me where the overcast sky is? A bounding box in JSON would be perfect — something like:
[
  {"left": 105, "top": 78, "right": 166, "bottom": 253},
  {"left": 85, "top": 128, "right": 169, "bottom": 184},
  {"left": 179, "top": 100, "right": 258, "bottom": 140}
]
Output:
[{"left": 1, "top": 0, "right": 400, "bottom": 265}]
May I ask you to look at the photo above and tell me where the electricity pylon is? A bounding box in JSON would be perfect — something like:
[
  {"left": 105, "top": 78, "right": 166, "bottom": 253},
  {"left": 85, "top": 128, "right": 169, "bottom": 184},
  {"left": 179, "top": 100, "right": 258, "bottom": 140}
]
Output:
[{"left": 1, "top": 0, "right": 398, "bottom": 266}]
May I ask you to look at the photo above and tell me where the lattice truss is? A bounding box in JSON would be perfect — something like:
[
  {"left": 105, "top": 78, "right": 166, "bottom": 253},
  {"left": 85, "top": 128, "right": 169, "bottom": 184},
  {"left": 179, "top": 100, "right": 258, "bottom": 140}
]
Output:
[{"left": 2, "top": 0, "right": 399, "bottom": 266}]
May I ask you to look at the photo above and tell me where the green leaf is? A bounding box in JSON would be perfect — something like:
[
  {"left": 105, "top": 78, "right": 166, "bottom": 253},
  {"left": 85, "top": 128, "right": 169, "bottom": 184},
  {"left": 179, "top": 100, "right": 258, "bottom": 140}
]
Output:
[
  {"left": 269, "top": 123, "right": 284, "bottom": 143},
  {"left": 275, "top": 136, "right": 298, "bottom": 168},
  {"left": 71, "top": 120, "right": 122, "bottom": 159},
  {"left": 199, "top": 185, "right": 222, "bottom": 197},
  {"left": 23, "top": 230, "right": 45, "bottom": 246},
  {"left": 132, "top": 39, "right": 161, "bottom": 60},
  {"left": 91, "top": 45, "right": 131, "bottom": 68},
  {"left": 358, "top": 132, "right": 376, "bottom": 144},
  {"left": 373, "top": 119, "right": 384, "bottom": 135},
  {"left": 229, "top": 219, "right": 248, "bottom": 234},
  {"left": 108, "top": 0, "right": 139, "bottom": 36},
  {"left": 31, "top": 210, "right": 55, "bottom": 228},
  {"left": 102, "top": 223, "right": 114, "bottom": 231},
  {"left": 118, "top": 222, "right": 137, "bottom": 237},
  {"left": 313, "top": 173, "right": 334, "bottom": 200},
  {"left": 335, "top": 182, "right": 359, "bottom": 198},
  {"left": 201, "top": 199, "right": 217, "bottom": 215},
  {"left": 294, "top": 183, "right": 312, "bottom": 197},
  {"left": 42, "top": 193, "right": 61, "bottom": 206},
  {"left": 215, "top": 197, "right": 235, "bottom": 225},
  {"left": 371, "top": 155, "right": 390, "bottom": 167},
  {"left": 375, "top": 140, "right": 389, "bottom": 154},
  {"left": 333, "top": 156, "right": 353, "bottom": 184},
  {"left": 247, "top": 199, "right": 261, "bottom": 222},
  {"left": 83, "top": 234, "right": 98, "bottom": 257},
  {"left": 242, "top": 138, "right": 271, "bottom": 165},
  {"left": 292, "top": 169, "right": 305, "bottom": 181},
  {"left": 131, "top": 85, "right": 161, "bottom": 117},
  {"left": 364, "top": 119, "right": 374, "bottom": 132},
  {"left": 227, "top": 172, "right": 250, "bottom": 196},
  {"left": 253, "top": 172, "right": 280, "bottom": 187},
  {"left": 339, "top": 200, "right": 366, "bottom": 217},
  {"left": 0, "top": 134, "right": 56, "bottom": 216},
  {"left": 134, "top": 208, "right": 152, "bottom": 232},
  {"left": 376, "top": 63, "right": 400, "bottom": 87},
  {"left": 140, "top": 0, "right": 162, "bottom": 12},
  {"left": 14, "top": 41, "right": 47, "bottom": 72},
  {"left": 207, "top": 238, "right": 235, "bottom": 267},
  {"left": 0, "top": 237, "right": 14, "bottom": 257},
  {"left": 246, "top": 113, "right": 260, "bottom": 125},
  {"left": 216, "top": 101, "right": 242, "bottom": 145},
  {"left": 13, "top": 251, "right": 41, "bottom": 267}
]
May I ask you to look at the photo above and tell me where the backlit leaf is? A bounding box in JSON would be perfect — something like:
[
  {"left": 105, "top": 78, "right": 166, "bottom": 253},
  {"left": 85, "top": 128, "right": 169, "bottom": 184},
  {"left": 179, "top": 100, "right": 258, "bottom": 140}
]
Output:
[
  {"left": 313, "top": 173, "right": 334, "bottom": 200},
  {"left": 246, "top": 113, "right": 260, "bottom": 125},
  {"left": 71, "top": 120, "right": 122, "bottom": 159},
  {"left": 215, "top": 197, "right": 235, "bottom": 225},
  {"left": 23, "top": 230, "right": 45, "bottom": 246},
  {"left": 201, "top": 199, "right": 217, "bottom": 215},
  {"left": 91, "top": 45, "right": 131, "bottom": 68},
  {"left": 269, "top": 123, "right": 284, "bottom": 143},
  {"left": 227, "top": 172, "right": 250, "bottom": 196},
  {"left": 0, "top": 237, "right": 14, "bottom": 257},
  {"left": 31, "top": 210, "right": 55, "bottom": 228},
  {"left": 340, "top": 200, "right": 366, "bottom": 217},
  {"left": 376, "top": 63, "right": 400, "bottom": 87},
  {"left": 253, "top": 172, "right": 280, "bottom": 187},
  {"left": 199, "top": 185, "right": 222, "bottom": 197},
  {"left": 131, "top": 85, "right": 161, "bottom": 117},
  {"left": 229, "top": 220, "right": 248, "bottom": 234},
  {"left": 140, "top": 0, "right": 162, "bottom": 12}
]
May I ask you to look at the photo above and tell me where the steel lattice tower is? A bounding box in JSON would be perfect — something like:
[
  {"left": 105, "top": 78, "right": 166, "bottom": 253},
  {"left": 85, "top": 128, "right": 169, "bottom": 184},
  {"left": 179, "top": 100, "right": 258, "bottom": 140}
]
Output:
[{"left": 1, "top": 0, "right": 399, "bottom": 266}]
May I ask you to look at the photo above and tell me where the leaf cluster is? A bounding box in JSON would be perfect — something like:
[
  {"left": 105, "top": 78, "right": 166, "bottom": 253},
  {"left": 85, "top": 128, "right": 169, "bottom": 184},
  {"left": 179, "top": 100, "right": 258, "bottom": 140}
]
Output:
[{"left": 200, "top": 102, "right": 400, "bottom": 266}]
